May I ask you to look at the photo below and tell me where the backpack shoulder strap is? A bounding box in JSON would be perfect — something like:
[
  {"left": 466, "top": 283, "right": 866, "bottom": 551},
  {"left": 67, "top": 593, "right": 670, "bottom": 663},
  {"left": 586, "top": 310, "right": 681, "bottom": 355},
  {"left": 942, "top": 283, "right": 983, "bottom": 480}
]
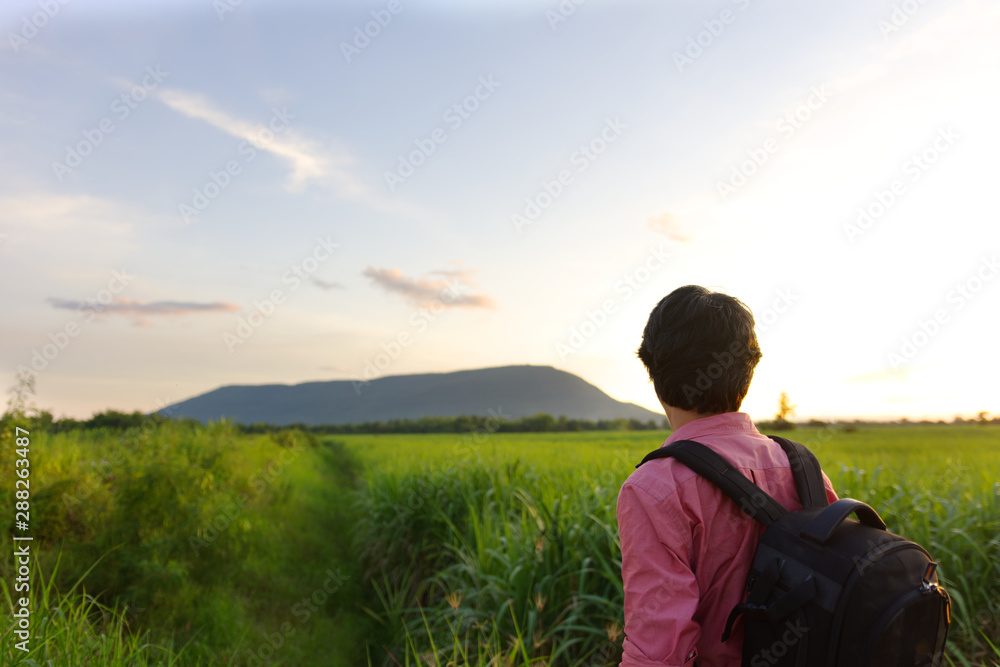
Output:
[
  {"left": 767, "top": 435, "right": 829, "bottom": 510},
  {"left": 637, "top": 439, "right": 788, "bottom": 527}
]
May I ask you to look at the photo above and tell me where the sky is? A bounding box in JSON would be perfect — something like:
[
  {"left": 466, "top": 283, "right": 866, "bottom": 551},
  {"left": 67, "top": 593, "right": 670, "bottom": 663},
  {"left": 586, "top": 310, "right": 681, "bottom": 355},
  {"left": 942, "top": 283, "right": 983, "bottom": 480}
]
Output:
[{"left": 1, "top": 0, "right": 998, "bottom": 422}]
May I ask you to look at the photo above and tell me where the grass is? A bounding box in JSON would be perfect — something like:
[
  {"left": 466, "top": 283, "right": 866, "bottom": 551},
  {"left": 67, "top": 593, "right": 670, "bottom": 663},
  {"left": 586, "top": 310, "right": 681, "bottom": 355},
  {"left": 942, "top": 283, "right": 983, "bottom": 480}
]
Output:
[
  {"left": 0, "top": 549, "right": 187, "bottom": 665},
  {"left": 0, "top": 418, "right": 372, "bottom": 666},
  {"left": 1, "top": 420, "right": 996, "bottom": 665},
  {"left": 347, "top": 424, "right": 1000, "bottom": 667}
]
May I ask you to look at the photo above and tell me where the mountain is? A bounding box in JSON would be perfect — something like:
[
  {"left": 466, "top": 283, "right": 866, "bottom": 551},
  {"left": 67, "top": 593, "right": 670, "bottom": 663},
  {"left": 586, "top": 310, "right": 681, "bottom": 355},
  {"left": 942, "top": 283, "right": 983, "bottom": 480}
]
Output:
[{"left": 159, "top": 365, "right": 663, "bottom": 426}]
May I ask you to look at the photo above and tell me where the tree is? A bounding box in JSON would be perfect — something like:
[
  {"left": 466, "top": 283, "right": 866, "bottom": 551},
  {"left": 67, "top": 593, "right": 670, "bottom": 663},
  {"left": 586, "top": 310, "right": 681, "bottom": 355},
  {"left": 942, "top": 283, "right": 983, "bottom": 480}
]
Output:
[
  {"left": 85, "top": 410, "right": 148, "bottom": 430},
  {"left": 4, "top": 369, "right": 36, "bottom": 421},
  {"left": 777, "top": 392, "right": 796, "bottom": 421},
  {"left": 977, "top": 411, "right": 990, "bottom": 426},
  {"left": 773, "top": 392, "right": 796, "bottom": 431}
]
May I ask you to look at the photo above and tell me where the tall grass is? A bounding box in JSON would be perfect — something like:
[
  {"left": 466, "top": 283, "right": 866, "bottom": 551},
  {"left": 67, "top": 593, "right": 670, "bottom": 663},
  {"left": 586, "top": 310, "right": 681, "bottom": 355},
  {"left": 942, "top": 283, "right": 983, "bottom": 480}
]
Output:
[
  {"left": 356, "top": 462, "right": 624, "bottom": 666},
  {"left": 350, "top": 425, "right": 1000, "bottom": 667},
  {"left": 0, "top": 419, "right": 372, "bottom": 665},
  {"left": 0, "top": 549, "right": 189, "bottom": 665}
]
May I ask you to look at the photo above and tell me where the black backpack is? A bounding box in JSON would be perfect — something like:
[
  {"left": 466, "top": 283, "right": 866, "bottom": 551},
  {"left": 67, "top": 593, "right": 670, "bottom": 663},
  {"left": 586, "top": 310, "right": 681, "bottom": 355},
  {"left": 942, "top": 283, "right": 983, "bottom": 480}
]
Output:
[{"left": 636, "top": 435, "right": 951, "bottom": 667}]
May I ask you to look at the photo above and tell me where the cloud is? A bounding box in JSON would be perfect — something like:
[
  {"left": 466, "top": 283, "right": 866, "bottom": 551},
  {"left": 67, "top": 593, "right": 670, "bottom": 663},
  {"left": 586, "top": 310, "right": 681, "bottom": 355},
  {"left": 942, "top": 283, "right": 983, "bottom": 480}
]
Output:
[
  {"left": 156, "top": 88, "right": 365, "bottom": 196},
  {"left": 310, "top": 277, "right": 344, "bottom": 290},
  {"left": 363, "top": 267, "right": 495, "bottom": 309},
  {"left": 647, "top": 211, "right": 689, "bottom": 242},
  {"left": 48, "top": 296, "right": 240, "bottom": 326}
]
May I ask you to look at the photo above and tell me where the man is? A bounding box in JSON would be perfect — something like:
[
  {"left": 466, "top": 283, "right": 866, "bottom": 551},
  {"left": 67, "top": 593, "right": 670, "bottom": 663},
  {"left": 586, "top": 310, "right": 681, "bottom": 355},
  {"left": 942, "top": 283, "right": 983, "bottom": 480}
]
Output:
[{"left": 617, "top": 285, "right": 837, "bottom": 666}]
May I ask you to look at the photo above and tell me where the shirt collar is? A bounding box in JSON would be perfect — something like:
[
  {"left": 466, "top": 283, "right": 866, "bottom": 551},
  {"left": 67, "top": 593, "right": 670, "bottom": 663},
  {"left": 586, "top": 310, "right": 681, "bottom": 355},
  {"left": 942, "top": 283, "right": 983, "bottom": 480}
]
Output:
[{"left": 665, "top": 411, "right": 758, "bottom": 444}]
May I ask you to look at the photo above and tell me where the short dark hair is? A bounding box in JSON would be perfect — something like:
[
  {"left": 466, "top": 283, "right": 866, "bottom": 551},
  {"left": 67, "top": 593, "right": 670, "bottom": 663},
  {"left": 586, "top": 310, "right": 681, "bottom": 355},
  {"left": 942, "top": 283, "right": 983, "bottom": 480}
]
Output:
[{"left": 637, "top": 285, "right": 762, "bottom": 414}]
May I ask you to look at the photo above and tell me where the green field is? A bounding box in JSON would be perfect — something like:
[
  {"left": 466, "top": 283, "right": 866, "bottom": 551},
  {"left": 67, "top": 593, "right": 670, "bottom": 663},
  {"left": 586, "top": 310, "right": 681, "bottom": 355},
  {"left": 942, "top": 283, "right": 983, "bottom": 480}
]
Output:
[
  {"left": 1, "top": 421, "right": 998, "bottom": 665},
  {"left": 348, "top": 425, "right": 1000, "bottom": 666}
]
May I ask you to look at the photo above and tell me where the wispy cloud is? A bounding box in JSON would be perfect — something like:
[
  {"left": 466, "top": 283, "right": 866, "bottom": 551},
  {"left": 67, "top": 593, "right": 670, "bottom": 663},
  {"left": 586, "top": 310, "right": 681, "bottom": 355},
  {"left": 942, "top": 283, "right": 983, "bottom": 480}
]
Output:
[
  {"left": 828, "top": 0, "right": 998, "bottom": 98},
  {"left": 310, "top": 277, "right": 344, "bottom": 290},
  {"left": 48, "top": 296, "right": 240, "bottom": 327},
  {"left": 363, "top": 267, "right": 495, "bottom": 309},
  {"left": 156, "top": 88, "right": 364, "bottom": 195}
]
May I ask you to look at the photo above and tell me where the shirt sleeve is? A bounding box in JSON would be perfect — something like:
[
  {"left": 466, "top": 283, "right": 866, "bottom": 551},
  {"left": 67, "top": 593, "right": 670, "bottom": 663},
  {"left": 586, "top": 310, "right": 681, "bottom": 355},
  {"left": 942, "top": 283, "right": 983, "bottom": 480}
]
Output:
[
  {"left": 617, "top": 482, "right": 701, "bottom": 667},
  {"left": 822, "top": 470, "right": 839, "bottom": 505}
]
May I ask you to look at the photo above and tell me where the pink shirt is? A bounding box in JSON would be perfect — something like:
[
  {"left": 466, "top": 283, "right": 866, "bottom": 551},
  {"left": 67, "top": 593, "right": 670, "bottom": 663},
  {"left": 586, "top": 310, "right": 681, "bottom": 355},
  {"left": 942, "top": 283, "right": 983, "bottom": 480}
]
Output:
[{"left": 617, "top": 412, "right": 838, "bottom": 667}]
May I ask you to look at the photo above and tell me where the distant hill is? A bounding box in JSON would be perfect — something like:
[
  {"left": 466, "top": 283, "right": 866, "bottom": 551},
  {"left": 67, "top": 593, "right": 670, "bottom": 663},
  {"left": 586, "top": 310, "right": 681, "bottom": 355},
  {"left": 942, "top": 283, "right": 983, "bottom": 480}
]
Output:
[{"left": 159, "top": 365, "right": 663, "bottom": 426}]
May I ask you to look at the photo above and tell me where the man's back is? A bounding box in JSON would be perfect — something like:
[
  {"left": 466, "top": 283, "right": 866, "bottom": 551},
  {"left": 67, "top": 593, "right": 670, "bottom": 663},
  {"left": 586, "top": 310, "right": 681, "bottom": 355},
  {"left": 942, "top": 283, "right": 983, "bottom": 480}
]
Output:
[{"left": 617, "top": 412, "right": 838, "bottom": 667}]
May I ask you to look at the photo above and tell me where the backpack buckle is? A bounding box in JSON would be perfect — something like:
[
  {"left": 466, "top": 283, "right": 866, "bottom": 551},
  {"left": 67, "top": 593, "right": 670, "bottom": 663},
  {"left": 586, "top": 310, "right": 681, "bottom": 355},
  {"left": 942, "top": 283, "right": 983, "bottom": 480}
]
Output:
[
  {"left": 920, "top": 561, "right": 939, "bottom": 594},
  {"left": 721, "top": 603, "right": 748, "bottom": 642}
]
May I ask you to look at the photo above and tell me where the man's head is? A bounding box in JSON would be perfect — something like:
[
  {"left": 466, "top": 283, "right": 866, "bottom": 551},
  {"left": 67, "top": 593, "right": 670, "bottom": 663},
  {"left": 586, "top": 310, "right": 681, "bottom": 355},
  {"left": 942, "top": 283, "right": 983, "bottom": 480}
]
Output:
[{"left": 637, "top": 285, "right": 762, "bottom": 414}]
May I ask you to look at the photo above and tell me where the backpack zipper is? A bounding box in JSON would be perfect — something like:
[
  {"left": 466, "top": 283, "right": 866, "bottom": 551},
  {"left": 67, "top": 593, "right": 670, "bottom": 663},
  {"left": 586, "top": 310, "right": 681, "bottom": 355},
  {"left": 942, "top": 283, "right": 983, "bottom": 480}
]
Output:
[{"left": 859, "top": 582, "right": 950, "bottom": 665}]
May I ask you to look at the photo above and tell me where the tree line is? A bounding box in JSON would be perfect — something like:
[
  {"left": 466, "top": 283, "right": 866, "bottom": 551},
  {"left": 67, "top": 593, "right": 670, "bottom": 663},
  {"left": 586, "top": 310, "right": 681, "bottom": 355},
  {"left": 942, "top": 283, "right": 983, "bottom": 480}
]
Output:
[
  {"left": 12, "top": 408, "right": 998, "bottom": 437},
  {"left": 18, "top": 409, "right": 668, "bottom": 434}
]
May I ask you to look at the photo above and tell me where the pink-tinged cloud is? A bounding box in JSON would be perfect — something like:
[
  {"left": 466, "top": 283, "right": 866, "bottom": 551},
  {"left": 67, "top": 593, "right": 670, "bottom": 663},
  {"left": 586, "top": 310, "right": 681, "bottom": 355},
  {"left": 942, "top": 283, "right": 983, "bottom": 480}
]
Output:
[
  {"left": 647, "top": 211, "right": 689, "bottom": 242},
  {"left": 48, "top": 297, "right": 240, "bottom": 326},
  {"left": 363, "top": 267, "right": 495, "bottom": 309}
]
